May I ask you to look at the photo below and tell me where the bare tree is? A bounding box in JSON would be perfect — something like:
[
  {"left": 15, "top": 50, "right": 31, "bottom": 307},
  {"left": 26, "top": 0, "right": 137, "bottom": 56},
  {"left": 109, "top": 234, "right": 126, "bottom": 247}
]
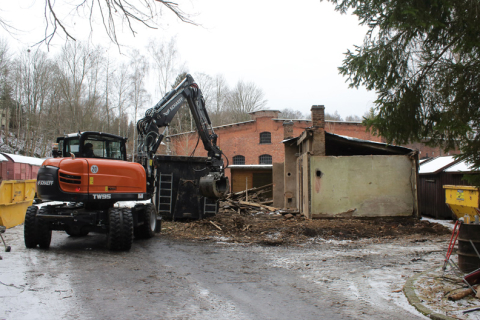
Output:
[
  {"left": 83, "top": 50, "right": 106, "bottom": 131},
  {"left": 148, "top": 37, "right": 185, "bottom": 149},
  {"left": 148, "top": 37, "right": 184, "bottom": 97},
  {"left": 1, "top": 1, "right": 195, "bottom": 47},
  {"left": 226, "top": 80, "right": 267, "bottom": 123},
  {"left": 111, "top": 63, "right": 131, "bottom": 136},
  {"left": 325, "top": 111, "right": 343, "bottom": 121},
  {"left": 345, "top": 114, "right": 362, "bottom": 122},
  {"left": 12, "top": 48, "right": 57, "bottom": 156},
  {"left": 279, "top": 108, "right": 305, "bottom": 120},
  {"left": 129, "top": 50, "right": 149, "bottom": 161},
  {"left": 56, "top": 41, "right": 101, "bottom": 131},
  {"left": 102, "top": 57, "right": 114, "bottom": 133},
  {"left": 0, "top": 39, "right": 11, "bottom": 141},
  {"left": 208, "top": 74, "right": 230, "bottom": 126}
]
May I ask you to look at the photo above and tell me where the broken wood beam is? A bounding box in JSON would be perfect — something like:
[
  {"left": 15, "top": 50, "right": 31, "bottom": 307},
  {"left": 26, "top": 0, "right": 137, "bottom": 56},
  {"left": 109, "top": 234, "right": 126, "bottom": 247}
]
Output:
[
  {"left": 232, "top": 184, "right": 273, "bottom": 196},
  {"left": 238, "top": 200, "right": 279, "bottom": 212},
  {"left": 260, "top": 200, "right": 273, "bottom": 205},
  {"left": 209, "top": 221, "right": 222, "bottom": 231},
  {"left": 448, "top": 285, "right": 479, "bottom": 301}
]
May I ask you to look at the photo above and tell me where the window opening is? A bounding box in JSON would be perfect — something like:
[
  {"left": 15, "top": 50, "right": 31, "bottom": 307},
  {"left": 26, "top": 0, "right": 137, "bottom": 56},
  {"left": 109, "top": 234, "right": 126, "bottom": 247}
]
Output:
[
  {"left": 259, "top": 154, "right": 272, "bottom": 164},
  {"left": 259, "top": 132, "right": 271, "bottom": 144},
  {"left": 233, "top": 155, "right": 245, "bottom": 165}
]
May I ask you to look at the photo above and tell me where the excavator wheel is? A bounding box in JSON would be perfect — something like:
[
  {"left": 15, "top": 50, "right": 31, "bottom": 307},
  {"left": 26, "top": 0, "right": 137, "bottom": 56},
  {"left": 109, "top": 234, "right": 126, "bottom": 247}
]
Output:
[
  {"left": 24, "top": 206, "right": 39, "bottom": 248},
  {"left": 37, "top": 207, "right": 52, "bottom": 249},
  {"left": 134, "top": 204, "right": 157, "bottom": 239},
  {"left": 106, "top": 207, "right": 134, "bottom": 251}
]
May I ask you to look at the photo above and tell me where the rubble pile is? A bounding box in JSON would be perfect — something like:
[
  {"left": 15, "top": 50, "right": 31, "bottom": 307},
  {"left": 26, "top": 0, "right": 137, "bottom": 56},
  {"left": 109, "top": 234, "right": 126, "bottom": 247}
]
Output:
[
  {"left": 161, "top": 184, "right": 451, "bottom": 245},
  {"left": 223, "top": 184, "right": 279, "bottom": 213}
]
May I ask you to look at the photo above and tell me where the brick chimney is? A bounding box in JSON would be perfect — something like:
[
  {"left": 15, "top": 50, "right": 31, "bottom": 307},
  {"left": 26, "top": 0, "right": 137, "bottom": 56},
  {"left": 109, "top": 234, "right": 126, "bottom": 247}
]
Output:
[
  {"left": 283, "top": 121, "right": 294, "bottom": 139},
  {"left": 311, "top": 105, "right": 325, "bottom": 128},
  {"left": 311, "top": 105, "right": 326, "bottom": 156}
]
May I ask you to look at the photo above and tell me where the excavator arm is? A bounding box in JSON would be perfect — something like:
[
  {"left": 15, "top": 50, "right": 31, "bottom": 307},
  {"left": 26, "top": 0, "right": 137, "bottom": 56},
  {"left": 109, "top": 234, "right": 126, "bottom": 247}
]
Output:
[{"left": 137, "top": 74, "right": 229, "bottom": 198}]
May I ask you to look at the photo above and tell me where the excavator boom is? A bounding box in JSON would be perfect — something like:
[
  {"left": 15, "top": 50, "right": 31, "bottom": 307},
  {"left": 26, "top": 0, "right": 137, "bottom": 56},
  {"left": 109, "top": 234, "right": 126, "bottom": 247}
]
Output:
[{"left": 137, "top": 74, "right": 229, "bottom": 198}]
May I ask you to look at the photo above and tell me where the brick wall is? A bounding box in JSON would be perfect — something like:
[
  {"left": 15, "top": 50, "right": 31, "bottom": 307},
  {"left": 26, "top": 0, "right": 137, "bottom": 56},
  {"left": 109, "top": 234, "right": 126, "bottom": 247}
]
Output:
[
  {"left": 324, "top": 121, "right": 384, "bottom": 142},
  {"left": 169, "top": 117, "right": 311, "bottom": 165},
  {"left": 403, "top": 141, "right": 461, "bottom": 159},
  {"left": 167, "top": 109, "right": 459, "bottom": 175}
]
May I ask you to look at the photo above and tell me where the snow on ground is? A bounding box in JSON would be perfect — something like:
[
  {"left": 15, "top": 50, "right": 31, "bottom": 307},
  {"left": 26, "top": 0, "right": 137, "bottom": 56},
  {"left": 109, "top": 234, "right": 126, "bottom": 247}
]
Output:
[
  {"left": 0, "top": 226, "right": 77, "bottom": 320},
  {"left": 421, "top": 216, "right": 456, "bottom": 230}
]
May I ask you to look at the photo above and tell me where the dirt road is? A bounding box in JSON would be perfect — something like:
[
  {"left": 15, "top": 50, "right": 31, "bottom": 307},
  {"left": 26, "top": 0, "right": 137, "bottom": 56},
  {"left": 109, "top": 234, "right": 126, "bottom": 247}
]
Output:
[{"left": 0, "top": 221, "right": 450, "bottom": 320}]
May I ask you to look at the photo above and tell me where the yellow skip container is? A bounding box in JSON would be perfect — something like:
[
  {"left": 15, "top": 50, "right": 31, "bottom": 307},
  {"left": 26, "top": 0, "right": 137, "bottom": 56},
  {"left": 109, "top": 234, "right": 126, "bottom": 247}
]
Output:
[
  {"left": 0, "top": 180, "right": 36, "bottom": 228},
  {"left": 444, "top": 185, "right": 480, "bottom": 221}
]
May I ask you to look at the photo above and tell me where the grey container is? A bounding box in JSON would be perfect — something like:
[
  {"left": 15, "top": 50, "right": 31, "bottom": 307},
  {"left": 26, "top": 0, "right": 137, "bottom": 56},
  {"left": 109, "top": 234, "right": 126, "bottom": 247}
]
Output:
[{"left": 153, "top": 155, "right": 218, "bottom": 220}]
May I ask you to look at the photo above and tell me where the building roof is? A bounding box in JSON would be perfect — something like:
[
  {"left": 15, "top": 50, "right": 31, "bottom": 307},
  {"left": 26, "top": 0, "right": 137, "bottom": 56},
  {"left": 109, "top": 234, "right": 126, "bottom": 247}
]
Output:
[
  {"left": 0, "top": 154, "right": 7, "bottom": 162},
  {"left": 248, "top": 109, "right": 281, "bottom": 114},
  {"left": 1, "top": 153, "right": 45, "bottom": 166},
  {"left": 326, "top": 132, "right": 413, "bottom": 155},
  {"left": 228, "top": 165, "right": 272, "bottom": 170},
  {"left": 419, "top": 156, "right": 457, "bottom": 174},
  {"left": 286, "top": 130, "right": 413, "bottom": 156},
  {"left": 444, "top": 160, "right": 478, "bottom": 173}
]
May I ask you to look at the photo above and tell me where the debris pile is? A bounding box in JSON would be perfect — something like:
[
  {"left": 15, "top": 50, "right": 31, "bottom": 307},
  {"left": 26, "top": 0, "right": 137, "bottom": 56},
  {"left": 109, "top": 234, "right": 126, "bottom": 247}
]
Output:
[
  {"left": 222, "top": 183, "right": 278, "bottom": 213},
  {"left": 162, "top": 211, "right": 451, "bottom": 246},
  {"left": 221, "top": 183, "right": 300, "bottom": 218},
  {"left": 414, "top": 267, "right": 480, "bottom": 318}
]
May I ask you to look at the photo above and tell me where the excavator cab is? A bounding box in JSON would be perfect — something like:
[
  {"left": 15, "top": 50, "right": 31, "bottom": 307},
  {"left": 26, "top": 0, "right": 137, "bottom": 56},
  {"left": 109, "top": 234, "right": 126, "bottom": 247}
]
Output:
[{"left": 53, "top": 132, "right": 127, "bottom": 160}]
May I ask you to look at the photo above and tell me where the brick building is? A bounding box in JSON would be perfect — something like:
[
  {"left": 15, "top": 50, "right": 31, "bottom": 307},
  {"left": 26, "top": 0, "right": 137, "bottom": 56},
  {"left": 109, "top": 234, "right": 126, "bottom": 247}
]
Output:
[{"left": 167, "top": 108, "right": 459, "bottom": 193}]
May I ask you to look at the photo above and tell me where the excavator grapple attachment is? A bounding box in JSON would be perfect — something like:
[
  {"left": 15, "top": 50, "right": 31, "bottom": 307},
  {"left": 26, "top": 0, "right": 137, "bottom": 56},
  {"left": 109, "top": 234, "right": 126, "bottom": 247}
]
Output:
[{"left": 199, "top": 173, "right": 229, "bottom": 199}]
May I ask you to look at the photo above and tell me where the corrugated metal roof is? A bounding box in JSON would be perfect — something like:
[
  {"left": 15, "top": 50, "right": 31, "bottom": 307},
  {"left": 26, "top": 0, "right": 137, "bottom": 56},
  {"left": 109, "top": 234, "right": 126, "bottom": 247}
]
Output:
[
  {"left": 326, "top": 132, "right": 413, "bottom": 155},
  {"left": 444, "top": 160, "right": 477, "bottom": 173},
  {"left": 1, "top": 153, "right": 45, "bottom": 166},
  {"left": 284, "top": 130, "right": 413, "bottom": 153},
  {"left": 419, "top": 156, "right": 457, "bottom": 174}
]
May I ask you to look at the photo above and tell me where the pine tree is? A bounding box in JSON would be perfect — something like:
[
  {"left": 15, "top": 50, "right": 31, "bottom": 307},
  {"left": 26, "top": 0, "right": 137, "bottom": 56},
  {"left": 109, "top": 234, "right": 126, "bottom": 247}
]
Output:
[{"left": 325, "top": 0, "right": 480, "bottom": 180}]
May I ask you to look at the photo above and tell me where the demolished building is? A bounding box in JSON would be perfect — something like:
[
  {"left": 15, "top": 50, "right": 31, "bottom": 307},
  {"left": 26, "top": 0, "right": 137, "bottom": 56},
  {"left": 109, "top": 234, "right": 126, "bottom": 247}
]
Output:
[{"left": 274, "top": 105, "right": 419, "bottom": 219}]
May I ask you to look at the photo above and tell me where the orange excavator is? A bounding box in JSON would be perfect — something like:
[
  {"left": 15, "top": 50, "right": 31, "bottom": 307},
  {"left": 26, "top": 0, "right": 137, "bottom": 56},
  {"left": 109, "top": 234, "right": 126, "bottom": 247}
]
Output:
[{"left": 25, "top": 74, "right": 229, "bottom": 250}]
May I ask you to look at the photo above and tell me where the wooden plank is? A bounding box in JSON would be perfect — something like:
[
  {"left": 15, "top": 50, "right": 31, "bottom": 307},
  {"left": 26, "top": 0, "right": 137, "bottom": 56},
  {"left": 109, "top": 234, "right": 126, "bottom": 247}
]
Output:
[{"left": 238, "top": 200, "right": 278, "bottom": 212}]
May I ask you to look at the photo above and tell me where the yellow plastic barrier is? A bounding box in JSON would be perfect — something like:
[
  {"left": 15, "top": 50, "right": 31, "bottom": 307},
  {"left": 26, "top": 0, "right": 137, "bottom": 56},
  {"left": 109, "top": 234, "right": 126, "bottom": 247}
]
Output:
[
  {"left": 0, "top": 180, "right": 36, "bottom": 228},
  {"left": 444, "top": 185, "right": 480, "bottom": 222}
]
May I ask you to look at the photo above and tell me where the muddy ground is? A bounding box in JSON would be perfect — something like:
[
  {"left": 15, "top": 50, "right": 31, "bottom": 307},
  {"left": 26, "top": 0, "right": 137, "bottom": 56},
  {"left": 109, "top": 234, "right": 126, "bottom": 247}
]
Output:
[
  {"left": 1, "top": 221, "right": 450, "bottom": 320},
  {"left": 0, "top": 200, "right": 458, "bottom": 320},
  {"left": 162, "top": 204, "right": 451, "bottom": 245}
]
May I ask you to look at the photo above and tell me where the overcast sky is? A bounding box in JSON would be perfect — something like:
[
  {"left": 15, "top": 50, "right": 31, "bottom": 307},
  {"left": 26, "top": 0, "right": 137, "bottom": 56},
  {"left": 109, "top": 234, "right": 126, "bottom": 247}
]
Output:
[{"left": 1, "top": 0, "right": 377, "bottom": 119}]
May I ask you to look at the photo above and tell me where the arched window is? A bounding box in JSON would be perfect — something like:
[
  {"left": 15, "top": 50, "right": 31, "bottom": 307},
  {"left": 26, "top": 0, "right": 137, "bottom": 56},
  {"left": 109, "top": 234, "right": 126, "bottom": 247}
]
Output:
[
  {"left": 259, "top": 132, "right": 271, "bottom": 144},
  {"left": 233, "top": 155, "right": 245, "bottom": 165},
  {"left": 259, "top": 154, "right": 272, "bottom": 164}
]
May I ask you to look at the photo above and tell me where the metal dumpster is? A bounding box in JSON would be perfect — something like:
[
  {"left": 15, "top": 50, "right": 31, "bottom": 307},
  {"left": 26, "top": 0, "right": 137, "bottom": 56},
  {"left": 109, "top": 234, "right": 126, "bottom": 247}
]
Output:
[
  {"left": 444, "top": 185, "right": 480, "bottom": 222},
  {"left": 154, "top": 155, "right": 218, "bottom": 220},
  {"left": 444, "top": 185, "right": 480, "bottom": 272},
  {"left": 0, "top": 180, "right": 36, "bottom": 228}
]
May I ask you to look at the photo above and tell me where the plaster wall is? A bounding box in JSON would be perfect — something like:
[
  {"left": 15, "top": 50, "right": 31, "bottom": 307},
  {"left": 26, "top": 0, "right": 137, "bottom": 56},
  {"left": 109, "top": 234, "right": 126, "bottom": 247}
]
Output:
[
  {"left": 272, "top": 163, "right": 284, "bottom": 208},
  {"left": 310, "top": 155, "right": 415, "bottom": 218},
  {"left": 298, "top": 154, "right": 310, "bottom": 218},
  {"left": 283, "top": 141, "right": 298, "bottom": 208}
]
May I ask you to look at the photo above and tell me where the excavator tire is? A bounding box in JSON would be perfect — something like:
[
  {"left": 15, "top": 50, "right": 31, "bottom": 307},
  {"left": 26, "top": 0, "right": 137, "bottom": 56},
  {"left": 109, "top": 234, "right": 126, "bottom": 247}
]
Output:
[
  {"left": 37, "top": 207, "right": 52, "bottom": 249},
  {"left": 106, "top": 207, "right": 133, "bottom": 251},
  {"left": 24, "top": 206, "right": 38, "bottom": 248},
  {"left": 134, "top": 204, "right": 157, "bottom": 239}
]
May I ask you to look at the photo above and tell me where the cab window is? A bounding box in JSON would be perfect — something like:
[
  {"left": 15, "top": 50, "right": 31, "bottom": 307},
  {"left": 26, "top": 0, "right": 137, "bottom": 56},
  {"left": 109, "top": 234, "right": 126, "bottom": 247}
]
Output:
[
  {"left": 83, "top": 135, "right": 125, "bottom": 160},
  {"left": 65, "top": 139, "right": 80, "bottom": 157}
]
